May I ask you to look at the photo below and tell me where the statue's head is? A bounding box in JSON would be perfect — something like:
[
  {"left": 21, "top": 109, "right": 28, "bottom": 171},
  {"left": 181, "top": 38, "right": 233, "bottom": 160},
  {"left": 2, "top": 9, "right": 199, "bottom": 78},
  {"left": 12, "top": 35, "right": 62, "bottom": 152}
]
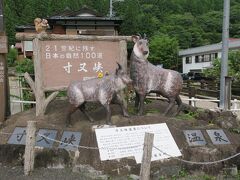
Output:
[{"left": 132, "top": 34, "right": 149, "bottom": 60}]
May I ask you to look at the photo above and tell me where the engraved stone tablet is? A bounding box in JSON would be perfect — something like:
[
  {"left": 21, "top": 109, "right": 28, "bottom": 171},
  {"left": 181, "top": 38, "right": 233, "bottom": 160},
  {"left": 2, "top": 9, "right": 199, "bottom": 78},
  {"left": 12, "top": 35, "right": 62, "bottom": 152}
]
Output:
[
  {"left": 58, "top": 131, "right": 82, "bottom": 151},
  {"left": 36, "top": 129, "right": 58, "bottom": 148},
  {"left": 206, "top": 129, "right": 230, "bottom": 145},
  {"left": 184, "top": 130, "right": 206, "bottom": 146},
  {"left": 7, "top": 127, "right": 27, "bottom": 145}
]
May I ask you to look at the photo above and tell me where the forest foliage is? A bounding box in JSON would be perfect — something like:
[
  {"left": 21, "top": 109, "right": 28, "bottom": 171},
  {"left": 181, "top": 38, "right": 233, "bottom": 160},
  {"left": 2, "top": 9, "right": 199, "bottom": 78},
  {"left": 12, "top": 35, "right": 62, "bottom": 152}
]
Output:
[{"left": 2, "top": 0, "right": 240, "bottom": 70}]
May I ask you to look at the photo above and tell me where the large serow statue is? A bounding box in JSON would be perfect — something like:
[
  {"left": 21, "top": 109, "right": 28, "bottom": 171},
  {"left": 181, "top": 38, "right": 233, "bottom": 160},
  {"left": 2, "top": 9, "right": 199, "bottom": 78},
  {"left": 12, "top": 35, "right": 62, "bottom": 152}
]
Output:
[
  {"left": 66, "top": 63, "right": 132, "bottom": 127},
  {"left": 130, "top": 34, "right": 183, "bottom": 116}
]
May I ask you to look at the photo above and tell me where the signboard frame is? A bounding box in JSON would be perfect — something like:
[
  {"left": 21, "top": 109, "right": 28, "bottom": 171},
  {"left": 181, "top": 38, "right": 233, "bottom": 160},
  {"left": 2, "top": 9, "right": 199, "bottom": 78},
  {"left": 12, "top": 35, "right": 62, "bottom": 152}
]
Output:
[{"left": 23, "top": 35, "right": 130, "bottom": 116}]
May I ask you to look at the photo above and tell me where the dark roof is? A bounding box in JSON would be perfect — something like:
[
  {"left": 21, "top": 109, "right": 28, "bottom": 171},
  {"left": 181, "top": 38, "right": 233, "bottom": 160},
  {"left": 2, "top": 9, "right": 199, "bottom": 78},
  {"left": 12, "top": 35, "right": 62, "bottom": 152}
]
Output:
[
  {"left": 16, "top": 6, "right": 122, "bottom": 31},
  {"left": 15, "top": 25, "right": 35, "bottom": 32},
  {"left": 49, "top": 6, "right": 102, "bottom": 18},
  {"left": 47, "top": 6, "right": 122, "bottom": 22}
]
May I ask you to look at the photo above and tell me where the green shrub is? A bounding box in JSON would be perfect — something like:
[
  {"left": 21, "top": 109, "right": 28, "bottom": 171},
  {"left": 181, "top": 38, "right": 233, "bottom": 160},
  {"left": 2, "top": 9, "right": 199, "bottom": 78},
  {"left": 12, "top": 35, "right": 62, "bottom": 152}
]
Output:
[
  {"left": 15, "top": 58, "right": 34, "bottom": 110},
  {"left": 7, "top": 48, "right": 18, "bottom": 67},
  {"left": 15, "top": 58, "right": 34, "bottom": 74}
]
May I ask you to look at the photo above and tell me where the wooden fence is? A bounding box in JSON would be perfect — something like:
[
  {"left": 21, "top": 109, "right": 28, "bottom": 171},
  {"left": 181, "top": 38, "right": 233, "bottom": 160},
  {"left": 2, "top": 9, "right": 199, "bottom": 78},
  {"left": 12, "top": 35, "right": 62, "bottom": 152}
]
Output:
[{"left": 181, "top": 80, "right": 240, "bottom": 100}]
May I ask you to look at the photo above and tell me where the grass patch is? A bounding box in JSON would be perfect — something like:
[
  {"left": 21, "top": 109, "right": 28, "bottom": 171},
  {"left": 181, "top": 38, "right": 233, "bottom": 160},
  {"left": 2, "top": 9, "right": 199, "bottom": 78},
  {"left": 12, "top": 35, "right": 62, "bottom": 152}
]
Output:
[{"left": 176, "top": 112, "right": 198, "bottom": 120}]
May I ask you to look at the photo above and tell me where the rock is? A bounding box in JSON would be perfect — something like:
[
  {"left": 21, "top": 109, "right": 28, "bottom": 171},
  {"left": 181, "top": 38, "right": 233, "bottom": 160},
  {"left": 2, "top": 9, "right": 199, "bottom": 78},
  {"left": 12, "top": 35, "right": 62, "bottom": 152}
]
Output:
[
  {"left": 129, "top": 174, "right": 139, "bottom": 180},
  {"left": 223, "top": 165, "right": 238, "bottom": 177},
  {"left": 0, "top": 144, "right": 25, "bottom": 165},
  {"left": 146, "top": 112, "right": 161, "bottom": 117},
  {"left": 151, "top": 165, "right": 181, "bottom": 179},
  {"left": 111, "top": 115, "right": 122, "bottom": 124},
  {"left": 34, "top": 149, "right": 70, "bottom": 168},
  {"left": 73, "top": 164, "right": 108, "bottom": 180}
]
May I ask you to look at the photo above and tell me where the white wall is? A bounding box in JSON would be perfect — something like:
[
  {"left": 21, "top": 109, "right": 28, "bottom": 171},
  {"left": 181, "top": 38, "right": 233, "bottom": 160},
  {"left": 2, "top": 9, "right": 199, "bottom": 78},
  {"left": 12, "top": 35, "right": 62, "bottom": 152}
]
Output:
[
  {"left": 23, "top": 41, "right": 33, "bottom": 51},
  {"left": 182, "top": 52, "right": 221, "bottom": 73}
]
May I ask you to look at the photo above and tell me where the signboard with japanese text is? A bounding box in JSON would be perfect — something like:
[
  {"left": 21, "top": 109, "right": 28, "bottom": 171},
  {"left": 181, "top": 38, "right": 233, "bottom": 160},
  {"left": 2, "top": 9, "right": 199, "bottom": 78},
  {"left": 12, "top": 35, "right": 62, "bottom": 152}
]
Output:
[
  {"left": 0, "top": 56, "right": 6, "bottom": 122},
  {"left": 95, "top": 123, "right": 182, "bottom": 163},
  {"left": 206, "top": 129, "right": 230, "bottom": 145},
  {"left": 0, "top": 61, "right": 4, "bottom": 84},
  {"left": 36, "top": 129, "right": 58, "bottom": 148},
  {"left": 7, "top": 127, "right": 82, "bottom": 151},
  {"left": 183, "top": 130, "right": 207, "bottom": 146},
  {"left": 7, "top": 127, "right": 27, "bottom": 145},
  {"left": 58, "top": 131, "right": 82, "bottom": 151},
  {"left": 39, "top": 40, "right": 121, "bottom": 90}
]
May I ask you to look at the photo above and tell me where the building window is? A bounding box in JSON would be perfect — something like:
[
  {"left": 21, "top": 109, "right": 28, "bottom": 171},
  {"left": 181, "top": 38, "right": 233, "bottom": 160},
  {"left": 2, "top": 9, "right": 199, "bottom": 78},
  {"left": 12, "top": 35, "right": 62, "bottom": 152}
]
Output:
[
  {"left": 196, "top": 55, "right": 204, "bottom": 63},
  {"left": 186, "top": 56, "right": 192, "bottom": 64},
  {"left": 204, "top": 54, "right": 210, "bottom": 62},
  {"left": 209, "top": 53, "right": 218, "bottom": 61},
  {"left": 195, "top": 55, "right": 199, "bottom": 63}
]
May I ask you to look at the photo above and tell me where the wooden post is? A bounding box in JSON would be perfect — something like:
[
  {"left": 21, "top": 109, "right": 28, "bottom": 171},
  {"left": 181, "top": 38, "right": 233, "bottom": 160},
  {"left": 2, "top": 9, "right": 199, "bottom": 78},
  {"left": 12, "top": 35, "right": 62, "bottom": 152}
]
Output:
[
  {"left": 33, "top": 38, "right": 45, "bottom": 116},
  {"left": 188, "top": 86, "right": 196, "bottom": 106},
  {"left": 0, "top": 0, "right": 9, "bottom": 124},
  {"left": 139, "top": 132, "right": 154, "bottom": 180},
  {"left": 24, "top": 121, "right": 37, "bottom": 175},
  {"left": 224, "top": 76, "right": 232, "bottom": 110},
  {"left": 119, "top": 40, "right": 128, "bottom": 108},
  {"left": 31, "top": 39, "right": 59, "bottom": 116}
]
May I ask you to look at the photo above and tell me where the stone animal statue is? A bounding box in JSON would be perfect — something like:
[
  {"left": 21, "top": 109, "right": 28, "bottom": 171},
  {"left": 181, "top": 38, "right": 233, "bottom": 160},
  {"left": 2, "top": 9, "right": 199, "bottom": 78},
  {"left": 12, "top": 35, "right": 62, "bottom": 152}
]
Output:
[
  {"left": 66, "top": 63, "right": 132, "bottom": 127},
  {"left": 34, "top": 18, "right": 49, "bottom": 33},
  {"left": 130, "top": 34, "right": 183, "bottom": 116}
]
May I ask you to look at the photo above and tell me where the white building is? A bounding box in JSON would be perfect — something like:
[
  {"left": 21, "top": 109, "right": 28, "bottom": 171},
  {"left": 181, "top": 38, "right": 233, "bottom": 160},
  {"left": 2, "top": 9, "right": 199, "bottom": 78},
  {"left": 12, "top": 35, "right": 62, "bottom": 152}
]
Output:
[{"left": 179, "top": 39, "right": 240, "bottom": 74}]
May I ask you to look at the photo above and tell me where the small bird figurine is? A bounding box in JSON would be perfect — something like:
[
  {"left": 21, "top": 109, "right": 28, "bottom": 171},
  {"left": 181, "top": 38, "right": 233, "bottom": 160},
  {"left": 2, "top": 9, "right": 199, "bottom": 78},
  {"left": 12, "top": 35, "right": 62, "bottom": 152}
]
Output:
[{"left": 34, "top": 18, "right": 49, "bottom": 33}]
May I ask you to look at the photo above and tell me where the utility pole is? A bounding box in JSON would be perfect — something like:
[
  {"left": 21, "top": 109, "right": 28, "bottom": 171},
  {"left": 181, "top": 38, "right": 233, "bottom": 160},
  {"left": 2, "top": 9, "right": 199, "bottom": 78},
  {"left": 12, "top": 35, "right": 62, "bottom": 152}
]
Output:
[
  {"left": 110, "top": 0, "right": 113, "bottom": 17},
  {"left": 109, "top": 0, "right": 124, "bottom": 17},
  {"left": 0, "top": 0, "right": 9, "bottom": 124},
  {"left": 219, "top": 0, "right": 230, "bottom": 110}
]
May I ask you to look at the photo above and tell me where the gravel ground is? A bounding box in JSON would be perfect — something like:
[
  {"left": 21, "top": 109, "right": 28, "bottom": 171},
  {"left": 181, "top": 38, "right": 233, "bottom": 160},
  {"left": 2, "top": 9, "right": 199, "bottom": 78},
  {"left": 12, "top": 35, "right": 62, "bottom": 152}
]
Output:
[{"left": 0, "top": 164, "right": 91, "bottom": 180}]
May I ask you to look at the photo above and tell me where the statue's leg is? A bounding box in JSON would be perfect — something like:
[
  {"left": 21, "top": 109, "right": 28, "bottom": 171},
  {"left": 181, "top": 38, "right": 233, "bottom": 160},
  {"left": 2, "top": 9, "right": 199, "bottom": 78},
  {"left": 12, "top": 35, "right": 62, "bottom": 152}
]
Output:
[
  {"left": 135, "top": 91, "right": 140, "bottom": 108},
  {"left": 112, "top": 93, "right": 129, "bottom": 117},
  {"left": 66, "top": 104, "right": 78, "bottom": 127},
  {"left": 175, "top": 95, "right": 182, "bottom": 115},
  {"left": 79, "top": 103, "right": 94, "bottom": 122},
  {"left": 163, "top": 98, "right": 175, "bottom": 116},
  {"left": 138, "top": 94, "right": 145, "bottom": 116},
  {"left": 103, "top": 103, "right": 112, "bottom": 125}
]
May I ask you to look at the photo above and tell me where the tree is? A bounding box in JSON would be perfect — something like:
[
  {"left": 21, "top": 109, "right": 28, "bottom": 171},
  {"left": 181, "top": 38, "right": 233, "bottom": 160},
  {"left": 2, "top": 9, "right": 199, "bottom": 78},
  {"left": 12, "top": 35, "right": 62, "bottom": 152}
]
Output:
[
  {"left": 203, "top": 50, "right": 240, "bottom": 82},
  {"left": 148, "top": 35, "right": 179, "bottom": 70},
  {"left": 118, "top": 0, "right": 142, "bottom": 35},
  {"left": 4, "top": 3, "right": 16, "bottom": 45},
  {"left": 198, "top": 11, "right": 223, "bottom": 44}
]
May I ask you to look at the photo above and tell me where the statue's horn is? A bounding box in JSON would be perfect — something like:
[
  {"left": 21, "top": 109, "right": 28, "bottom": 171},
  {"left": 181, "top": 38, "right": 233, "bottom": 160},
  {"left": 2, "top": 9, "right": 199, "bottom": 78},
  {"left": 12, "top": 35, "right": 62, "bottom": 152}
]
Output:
[
  {"left": 137, "top": 33, "right": 142, "bottom": 39},
  {"left": 143, "top": 33, "right": 147, "bottom": 39}
]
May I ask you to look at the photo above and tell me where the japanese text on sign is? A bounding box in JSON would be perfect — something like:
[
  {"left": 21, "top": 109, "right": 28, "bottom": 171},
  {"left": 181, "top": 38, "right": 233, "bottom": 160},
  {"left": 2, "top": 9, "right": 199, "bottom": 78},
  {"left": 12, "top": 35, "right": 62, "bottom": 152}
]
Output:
[
  {"left": 7, "top": 127, "right": 27, "bottom": 145},
  {"left": 95, "top": 123, "right": 182, "bottom": 163},
  {"left": 58, "top": 131, "right": 82, "bottom": 151},
  {"left": 40, "top": 40, "right": 121, "bottom": 89},
  {"left": 206, "top": 129, "right": 230, "bottom": 145},
  {"left": 184, "top": 130, "right": 207, "bottom": 146},
  {"left": 0, "top": 62, "right": 4, "bottom": 83}
]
